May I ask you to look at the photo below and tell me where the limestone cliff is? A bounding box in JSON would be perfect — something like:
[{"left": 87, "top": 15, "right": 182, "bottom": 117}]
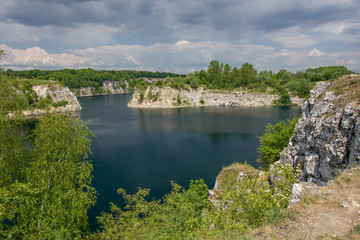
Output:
[
  {"left": 279, "top": 75, "right": 360, "bottom": 185},
  {"left": 23, "top": 83, "right": 81, "bottom": 117},
  {"left": 76, "top": 81, "right": 129, "bottom": 97},
  {"left": 128, "top": 86, "right": 301, "bottom": 108}
]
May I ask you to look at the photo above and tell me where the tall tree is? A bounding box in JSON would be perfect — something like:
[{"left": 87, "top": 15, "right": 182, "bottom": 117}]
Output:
[
  {"left": 239, "top": 63, "right": 257, "bottom": 87},
  {"left": 207, "top": 60, "right": 223, "bottom": 87},
  {"left": 0, "top": 75, "right": 97, "bottom": 238}
]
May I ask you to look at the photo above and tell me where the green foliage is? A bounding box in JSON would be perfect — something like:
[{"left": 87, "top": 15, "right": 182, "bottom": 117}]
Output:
[
  {"left": 276, "top": 92, "right": 292, "bottom": 105},
  {"left": 200, "top": 163, "right": 300, "bottom": 237},
  {"left": 303, "top": 66, "right": 354, "bottom": 82},
  {"left": 190, "top": 77, "right": 199, "bottom": 89},
  {"left": 52, "top": 100, "right": 68, "bottom": 108},
  {"left": 257, "top": 117, "right": 299, "bottom": 168},
  {"left": 96, "top": 179, "right": 209, "bottom": 239},
  {"left": 200, "top": 99, "right": 205, "bottom": 105},
  {"left": 0, "top": 49, "right": 5, "bottom": 59},
  {"left": 0, "top": 77, "right": 28, "bottom": 118},
  {"left": 5, "top": 68, "right": 183, "bottom": 89},
  {"left": 177, "top": 94, "right": 181, "bottom": 105},
  {"left": 270, "top": 163, "right": 302, "bottom": 208},
  {"left": 0, "top": 113, "right": 96, "bottom": 239}
]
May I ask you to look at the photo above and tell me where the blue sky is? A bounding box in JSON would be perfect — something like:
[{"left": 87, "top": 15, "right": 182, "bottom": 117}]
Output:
[{"left": 0, "top": 0, "right": 359, "bottom": 73}]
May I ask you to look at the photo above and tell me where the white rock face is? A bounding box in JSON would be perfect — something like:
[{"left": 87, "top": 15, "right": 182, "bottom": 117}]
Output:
[
  {"left": 128, "top": 86, "right": 299, "bottom": 108},
  {"left": 77, "top": 81, "right": 129, "bottom": 97},
  {"left": 23, "top": 83, "right": 81, "bottom": 117},
  {"left": 279, "top": 79, "right": 360, "bottom": 185}
]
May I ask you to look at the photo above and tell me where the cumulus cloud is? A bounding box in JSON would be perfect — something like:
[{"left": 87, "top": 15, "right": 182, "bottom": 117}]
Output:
[
  {"left": 308, "top": 48, "right": 326, "bottom": 57},
  {"left": 0, "top": 44, "right": 88, "bottom": 69}
]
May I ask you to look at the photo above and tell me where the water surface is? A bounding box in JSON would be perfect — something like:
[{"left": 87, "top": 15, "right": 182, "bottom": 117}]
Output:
[{"left": 79, "top": 94, "right": 301, "bottom": 229}]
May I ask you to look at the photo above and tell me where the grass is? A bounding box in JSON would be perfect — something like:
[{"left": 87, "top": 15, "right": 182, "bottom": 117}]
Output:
[
  {"left": 215, "top": 162, "right": 259, "bottom": 192},
  {"left": 15, "top": 78, "right": 59, "bottom": 86},
  {"left": 326, "top": 75, "right": 360, "bottom": 107}
]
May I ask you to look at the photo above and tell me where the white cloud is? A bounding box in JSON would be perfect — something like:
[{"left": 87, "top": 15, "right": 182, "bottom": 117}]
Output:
[
  {"left": 1, "top": 40, "right": 359, "bottom": 74},
  {"left": 266, "top": 27, "right": 317, "bottom": 48},
  {"left": 308, "top": 48, "right": 326, "bottom": 57},
  {"left": 0, "top": 44, "right": 88, "bottom": 69}
]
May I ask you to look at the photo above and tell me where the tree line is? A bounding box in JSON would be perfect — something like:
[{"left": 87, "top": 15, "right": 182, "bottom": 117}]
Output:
[
  {"left": 3, "top": 62, "right": 353, "bottom": 101},
  {"left": 4, "top": 68, "right": 184, "bottom": 89},
  {"left": 135, "top": 61, "right": 353, "bottom": 105}
]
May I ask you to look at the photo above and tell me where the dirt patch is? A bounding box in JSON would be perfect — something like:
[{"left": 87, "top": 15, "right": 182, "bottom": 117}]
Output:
[{"left": 248, "top": 167, "right": 360, "bottom": 239}]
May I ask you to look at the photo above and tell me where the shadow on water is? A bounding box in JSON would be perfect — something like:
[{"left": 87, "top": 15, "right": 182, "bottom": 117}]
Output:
[{"left": 76, "top": 94, "right": 301, "bottom": 231}]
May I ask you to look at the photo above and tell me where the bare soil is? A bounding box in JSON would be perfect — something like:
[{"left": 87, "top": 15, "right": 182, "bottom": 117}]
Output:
[{"left": 248, "top": 167, "right": 360, "bottom": 239}]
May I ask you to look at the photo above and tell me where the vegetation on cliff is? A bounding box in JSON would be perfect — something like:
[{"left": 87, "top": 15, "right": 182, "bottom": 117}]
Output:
[{"left": 257, "top": 117, "right": 300, "bottom": 169}]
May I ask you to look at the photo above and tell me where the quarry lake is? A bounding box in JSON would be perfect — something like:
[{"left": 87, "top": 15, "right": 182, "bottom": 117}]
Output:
[{"left": 79, "top": 93, "right": 301, "bottom": 230}]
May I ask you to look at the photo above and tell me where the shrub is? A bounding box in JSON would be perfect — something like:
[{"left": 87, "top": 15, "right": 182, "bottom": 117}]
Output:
[
  {"left": 177, "top": 94, "right": 181, "bottom": 105},
  {"left": 276, "top": 92, "right": 291, "bottom": 105},
  {"left": 257, "top": 117, "right": 299, "bottom": 169}
]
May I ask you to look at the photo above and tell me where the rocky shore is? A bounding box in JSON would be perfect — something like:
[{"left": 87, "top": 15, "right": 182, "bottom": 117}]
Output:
[
  {"left": 128, "top": 86, "right": 303, "bottom": 108},
  {"left": 23, "top": 83, "right": 81, "bottom": 117},
  {"left": 75, "top": 81, "right": 129, "bottom": 97}
]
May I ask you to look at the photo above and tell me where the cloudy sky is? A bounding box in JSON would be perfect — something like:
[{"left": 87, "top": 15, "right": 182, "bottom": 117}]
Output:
[{"left": 0, "top": 0, "right": 359, "bottom": 73}]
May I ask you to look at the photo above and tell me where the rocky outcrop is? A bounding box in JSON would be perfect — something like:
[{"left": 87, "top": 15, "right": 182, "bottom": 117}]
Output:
[
  {"left": 76, "top": 81, "right": 129, "bottom": 97},
  {"left": 128, "top": 86, "right": 302, "bottom": 108},
  {"left": 23, "top": 83, "right": 81, "bottom": 117},
  {"left": 279, "top": 75, "right": 360, "bottom": 186}
]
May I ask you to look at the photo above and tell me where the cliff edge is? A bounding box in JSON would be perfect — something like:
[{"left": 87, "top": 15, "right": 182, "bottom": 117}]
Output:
[
  {"left": 279, "top": 74, "right": 360, "bottom": 185},
  {"left": 23, "top": 83, "right": 81, "bottom": 117}
]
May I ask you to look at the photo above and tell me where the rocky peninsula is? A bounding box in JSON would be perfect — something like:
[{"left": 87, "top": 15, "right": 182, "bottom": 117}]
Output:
[{"left": 23, "top": 83, "right": 81, "bottom": 117}]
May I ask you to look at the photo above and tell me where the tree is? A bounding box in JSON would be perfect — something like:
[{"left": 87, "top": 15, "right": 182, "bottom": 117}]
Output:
[
  {"left": 0, "top": 77, "right": 97, "bottom": 238},
  {"left": 257, "top": 117, "right": 299, "bottom": 168},
  {"left": 239, "top": 63, "right": 257, "bottom": 87},
  {"left": 207, "top": 60, "right": 223, "bottom": 87},
  {"left": 277, "top": 92, "right": 291, "bottom": 105}
]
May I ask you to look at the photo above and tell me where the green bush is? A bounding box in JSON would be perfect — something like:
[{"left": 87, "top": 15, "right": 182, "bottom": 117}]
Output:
[
  {"left": 276, "top": 92, "right": 291, "bottom": 105},
  {"left": 177, "top": 94, "right": 181, "bottom": 105},
  {"left": 96, "top": 180, "right": 209, "bottom": 239},
  {"left": 52, "top": 100, "right": 68, "bottom": 108},
  {"left": 200, "top": 163, "right": 300, "bottom": 237},
  {"left": 257, "top": 117, "right": 299, "bottom": 169}
]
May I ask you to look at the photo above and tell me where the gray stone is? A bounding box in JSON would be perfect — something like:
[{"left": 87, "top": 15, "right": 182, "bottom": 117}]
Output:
[{"left": 277, "top": 77, "right": 360, "bottom": 185}]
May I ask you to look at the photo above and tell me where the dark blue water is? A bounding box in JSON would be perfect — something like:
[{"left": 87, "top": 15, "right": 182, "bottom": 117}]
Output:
[{"left": 79, "top": 94, "right": 301, "bottom": 230}]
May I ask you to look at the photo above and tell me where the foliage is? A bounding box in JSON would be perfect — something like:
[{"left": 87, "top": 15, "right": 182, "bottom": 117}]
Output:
[
  {"left": 4, "top": 68, "right": 184, "bottom": 89},
  {"left": 177, "top": 94, "right": 181, "bottom": 105},
  {"left": 199, "top": 163, "right": 300, "bottom": 237},
  {"left": 276, "top": 92, "right": 292, "bottom": 105},
  {"left": 0, "top": 77, "right": 96, "bottom": 238},
  {"left": 96, "top": 179, "right": 209, "bottom": 239},
  {"left": 0, "top": 114, "right": 96, "bottom": 239},
  {"left": 257, "top": 117, "right": 299, "bottom": 168}
]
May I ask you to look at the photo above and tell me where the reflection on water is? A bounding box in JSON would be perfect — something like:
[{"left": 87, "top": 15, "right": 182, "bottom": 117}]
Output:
[
  {"left": 131, "top": 106, "right": 299, "bottom": 138},
  {"left": 78, "top": 94, "right": 302, "bottom": 230}
]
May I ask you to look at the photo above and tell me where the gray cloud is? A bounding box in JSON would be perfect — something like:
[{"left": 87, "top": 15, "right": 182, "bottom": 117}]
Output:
[{"left": 0, "top": 0, "right": 359, "bottom": 72}]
